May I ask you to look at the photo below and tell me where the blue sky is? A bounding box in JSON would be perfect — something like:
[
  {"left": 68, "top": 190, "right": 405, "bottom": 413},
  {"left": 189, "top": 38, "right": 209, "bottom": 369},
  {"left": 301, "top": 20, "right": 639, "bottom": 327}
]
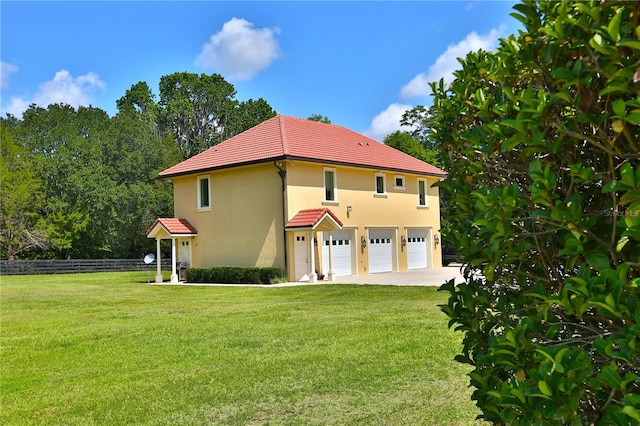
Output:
[{"left": 1, "top": 1, "right": 519, "bottom": 140}]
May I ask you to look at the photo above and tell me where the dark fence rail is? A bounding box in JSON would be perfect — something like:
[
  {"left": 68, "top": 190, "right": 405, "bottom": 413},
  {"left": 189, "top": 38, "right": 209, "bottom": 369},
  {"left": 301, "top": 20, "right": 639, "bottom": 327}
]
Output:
[{"left": 0, "top": 258, "right": 173, "bottom": 275}]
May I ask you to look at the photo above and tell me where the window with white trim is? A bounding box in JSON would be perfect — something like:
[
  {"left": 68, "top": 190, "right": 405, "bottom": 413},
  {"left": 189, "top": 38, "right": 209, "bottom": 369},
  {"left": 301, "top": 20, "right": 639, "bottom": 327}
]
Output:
[
  {"left": 375, "top": 172, "right": 386, "bottom": 195},
  {"left": 324, "top": 168, "right": 337, "bottom": 202},
  {"left": 394, "top": 175, "right": 405, "bottom": 189},
  {"left": 197, "top": 175, "right": 211, "bottom": 209},
  {"left": 418, "top": 178, "right": 428, "bottom": 207}
]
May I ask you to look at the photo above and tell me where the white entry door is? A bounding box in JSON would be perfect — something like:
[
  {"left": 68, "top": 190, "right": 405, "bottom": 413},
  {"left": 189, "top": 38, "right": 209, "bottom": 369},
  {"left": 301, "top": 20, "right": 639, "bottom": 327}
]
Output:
[
  {"left": 322, "top": 230, "right": 353, "bottom": 277},
  {"left": 294, "top": 234, "right": 309, "bottom": 281},
  {"left": 178, "top": 239, "right": 192, "bottom": 266},
  {"left": 407, "top": 229, "right": 428, "bottom": 269},
  {"left": 369, "top": 229, "right": 393, "bottom": 273}
]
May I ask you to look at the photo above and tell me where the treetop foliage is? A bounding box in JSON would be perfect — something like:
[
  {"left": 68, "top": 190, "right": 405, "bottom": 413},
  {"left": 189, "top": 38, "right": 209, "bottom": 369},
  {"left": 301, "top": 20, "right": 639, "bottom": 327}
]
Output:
[
  {"left": 307, "top": 114, "right": 331, "bottom": 124},
  {"left": 383, "top": 130, "right": 440, "bottom": 168},
  {"left": 120, "top": 72, "right": 277, "bottom": 160},
  {"left": 431, "top": 0, "right": 640, "bottom": 423}
]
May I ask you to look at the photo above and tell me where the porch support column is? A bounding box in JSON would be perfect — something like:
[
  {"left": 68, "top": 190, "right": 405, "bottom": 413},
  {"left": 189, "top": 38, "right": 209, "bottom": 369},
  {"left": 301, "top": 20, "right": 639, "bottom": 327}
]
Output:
[
  {"left": 309, "top": 231, "right": 317, "bottom": 283},
  {"left": 155, "top": 238, "right": 163, "bottom": 283},
  {"left": 170, "top": 238, "right": 179, "bottom": 284},
  {"left": 327, "top": 231, "right": 336, "bottom": 282}
]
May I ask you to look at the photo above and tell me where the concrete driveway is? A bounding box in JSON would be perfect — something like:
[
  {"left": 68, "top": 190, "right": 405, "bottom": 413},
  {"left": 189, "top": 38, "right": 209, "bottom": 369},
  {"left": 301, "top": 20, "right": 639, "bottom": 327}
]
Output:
[
  {"left": 264, "top": 265, "right": 465, "bottom": 287},
  {"left": 330, "top": 265, "right": 465, "bottom": 287}
]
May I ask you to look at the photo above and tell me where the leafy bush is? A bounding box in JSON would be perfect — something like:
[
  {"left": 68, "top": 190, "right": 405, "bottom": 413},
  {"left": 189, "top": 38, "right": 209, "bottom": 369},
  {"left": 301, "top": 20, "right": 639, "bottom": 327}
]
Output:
[
  {"left": 186, "top": 266, "right": 284, "bottom": 285},
  {"left": 431, "top": 1, "right": 640, "bottom": 424}
]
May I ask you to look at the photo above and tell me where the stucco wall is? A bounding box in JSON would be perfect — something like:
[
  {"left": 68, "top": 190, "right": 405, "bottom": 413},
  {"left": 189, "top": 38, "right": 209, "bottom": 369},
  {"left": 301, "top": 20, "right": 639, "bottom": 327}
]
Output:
[
  {"left": 285, "top": 160, "right": 443, "bottom": 275},
  {"left": 172, "top": 163, "right": 285, "bottom": 270}
]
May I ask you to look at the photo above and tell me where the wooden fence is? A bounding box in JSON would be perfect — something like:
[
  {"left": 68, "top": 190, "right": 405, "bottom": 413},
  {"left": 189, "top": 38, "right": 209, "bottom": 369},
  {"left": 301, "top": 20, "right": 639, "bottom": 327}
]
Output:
[{"left": 0, "top": 258, "right": 173, "bottom": 275}]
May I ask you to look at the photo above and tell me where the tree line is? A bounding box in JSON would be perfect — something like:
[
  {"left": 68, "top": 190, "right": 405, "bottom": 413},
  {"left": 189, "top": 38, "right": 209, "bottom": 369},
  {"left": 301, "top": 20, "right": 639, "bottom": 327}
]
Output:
[{"left": 1, "top": 72, "right": 276, "bottom": 260}]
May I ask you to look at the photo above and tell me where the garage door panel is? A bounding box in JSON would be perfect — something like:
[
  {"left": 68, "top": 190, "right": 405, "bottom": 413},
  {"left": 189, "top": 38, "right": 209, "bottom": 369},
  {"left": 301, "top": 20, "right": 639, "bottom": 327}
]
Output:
[
  {"left": 407, "top": 229, "right": 428, "bottom": 269},
  {"left": 322, "top": 231, "right": 352, "bottom": 277},
  {"left": 369, "top": 230, "right": 392, "bottom": 273}
]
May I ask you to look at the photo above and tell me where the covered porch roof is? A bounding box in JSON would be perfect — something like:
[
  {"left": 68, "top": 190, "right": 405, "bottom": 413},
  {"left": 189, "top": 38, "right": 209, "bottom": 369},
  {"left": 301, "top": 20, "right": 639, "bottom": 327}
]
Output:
[
  {"left": 284, "top": 208, "right": 343, "bottom": 232},
  {"left": 147, "top": 218, "right": 198, "bottom": 239}
]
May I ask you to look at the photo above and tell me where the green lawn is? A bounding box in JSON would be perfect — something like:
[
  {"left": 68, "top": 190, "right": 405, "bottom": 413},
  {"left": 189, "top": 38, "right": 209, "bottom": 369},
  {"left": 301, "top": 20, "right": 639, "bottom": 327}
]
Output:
[{"left": 1, "top": 272, "right": 483, "bottom": 425}]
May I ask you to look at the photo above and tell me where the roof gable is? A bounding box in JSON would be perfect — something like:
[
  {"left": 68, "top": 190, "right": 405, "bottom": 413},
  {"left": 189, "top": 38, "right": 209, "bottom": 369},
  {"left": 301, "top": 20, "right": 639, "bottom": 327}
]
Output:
[
  {"left": 146, "top": 218, "right": 197, "bottom": 239},
  {"left": 285, "top": 208, "right": 343, "bottom": 231},
  {"left": 158, "top": 115, "right": 446, "bottom": 178}
]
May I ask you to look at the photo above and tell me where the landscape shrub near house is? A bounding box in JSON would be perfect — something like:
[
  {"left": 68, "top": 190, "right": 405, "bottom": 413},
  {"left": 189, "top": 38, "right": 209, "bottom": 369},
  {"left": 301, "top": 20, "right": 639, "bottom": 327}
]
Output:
[
  {"left": 186, "top": 266, "right": 284, "bottom": 284},
  {"left": 431, "top": 1, "right": 640, "bottom": 424}
]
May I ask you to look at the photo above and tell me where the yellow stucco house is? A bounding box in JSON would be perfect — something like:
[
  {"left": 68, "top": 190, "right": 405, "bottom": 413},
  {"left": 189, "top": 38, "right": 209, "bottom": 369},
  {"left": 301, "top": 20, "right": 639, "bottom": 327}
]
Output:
[{"left": 147, "top": 115, "right": 446, "bottom": 283}]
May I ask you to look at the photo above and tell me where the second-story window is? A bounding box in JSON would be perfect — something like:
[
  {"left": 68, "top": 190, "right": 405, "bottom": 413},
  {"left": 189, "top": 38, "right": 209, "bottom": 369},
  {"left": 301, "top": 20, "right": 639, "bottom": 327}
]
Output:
[
  {"left": 418, "top": 178, "right": 427, "bottom": 207},
  {"left": 198, "top": 175, "right": 211, "bottom": 209},
  {"left": 324, "top": 168, "right": 337, "bottom": 202},
  {"left": 375, "top": 172, "right": 386, "bottom": 195}
]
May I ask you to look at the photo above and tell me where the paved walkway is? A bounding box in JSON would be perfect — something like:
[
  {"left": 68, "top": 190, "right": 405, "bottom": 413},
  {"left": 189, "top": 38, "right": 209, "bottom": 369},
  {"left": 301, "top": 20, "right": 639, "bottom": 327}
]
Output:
[{"left": 156, "top": 265, "right": 466, "bottom": 288}]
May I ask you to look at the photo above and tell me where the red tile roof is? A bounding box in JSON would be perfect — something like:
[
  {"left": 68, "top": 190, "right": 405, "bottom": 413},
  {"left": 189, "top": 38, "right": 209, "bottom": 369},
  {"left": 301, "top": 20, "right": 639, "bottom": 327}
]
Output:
[
  {"left": 146, "top": 218, "right": 198, "bottom": 237},
  {"left": 285, "top": 208, "right": 343, "bottom": 230},
  {"left": 158, "top": 115, "right": 446, "bottom": 178}
]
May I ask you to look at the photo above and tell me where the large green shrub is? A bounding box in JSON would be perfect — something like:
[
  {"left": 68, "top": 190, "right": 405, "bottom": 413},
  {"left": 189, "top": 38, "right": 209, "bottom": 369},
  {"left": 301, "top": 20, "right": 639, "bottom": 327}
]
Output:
[
  {"left": 433, "top": 1, "right": 640, "bottom": 424},
  {"left": 186, "top": 266, "right": 284, "bottom": 285}
]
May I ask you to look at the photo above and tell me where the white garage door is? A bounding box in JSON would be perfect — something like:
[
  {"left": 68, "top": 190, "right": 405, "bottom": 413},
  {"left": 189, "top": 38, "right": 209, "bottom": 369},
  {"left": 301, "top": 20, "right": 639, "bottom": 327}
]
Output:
[
  {"left": 369, "top": 229, "right": 393, "bottom": 273},
  {"left": 322, "top": 231, "right": 352, "bottom": 277},
  {"left": 407, "top": 229, "right": 428, "bottom": 269}
]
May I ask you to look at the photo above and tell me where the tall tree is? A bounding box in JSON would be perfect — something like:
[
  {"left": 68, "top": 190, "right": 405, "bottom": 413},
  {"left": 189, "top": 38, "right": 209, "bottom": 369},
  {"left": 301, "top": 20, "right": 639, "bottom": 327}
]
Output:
[
  {"left": 158, "top": 72, "right": 238, "bottom": 159},
  {"left": 103, "top": 112, "right": 178, "bottom": 257},
  {"left": 120, "top": 73, "right": 277, "bottom": 160},
  {"left": 116, "top": 81, "right": 159, "bottom": 125},
  {"left": 224, "top": 98, "right": 277, "bottom": 139},
  {"left": 401, "top": 105, "right": 453, "bottom": 172},
  {"left": 18, "top": 104, "right": 115, "bottom": 258},
  {"left": 0, "top": 125, "right": 49, "bottom": 259},
  {"left": 383, "top": 131, "right": 440, "bottom": 167},
  {"left": 400, "top": 105, "right": 429, "bottom": 142},
  {"left": 434, "top": 1, "right": 640, "bottom": 423}
]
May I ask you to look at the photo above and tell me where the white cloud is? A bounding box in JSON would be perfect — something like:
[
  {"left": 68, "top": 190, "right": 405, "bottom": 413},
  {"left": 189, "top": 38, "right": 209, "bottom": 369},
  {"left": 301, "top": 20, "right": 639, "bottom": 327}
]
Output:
[
  {"left": 363, "top": 103, "right": 414, "bottom": 141},
  {"left": 195, "top": 17, "right": 281, "bottom": 80},
  {"left": 1, "top": 61, "right": 18, "bottom": 89},
  {"left": 400, "top": 26, "right": 504, "bottom": 98},
  {"left": 4, "top": 98, "right": 30, "bottom": 118},
  {"left": 3, "top": 69, "right": 105, "bottom": 117}
]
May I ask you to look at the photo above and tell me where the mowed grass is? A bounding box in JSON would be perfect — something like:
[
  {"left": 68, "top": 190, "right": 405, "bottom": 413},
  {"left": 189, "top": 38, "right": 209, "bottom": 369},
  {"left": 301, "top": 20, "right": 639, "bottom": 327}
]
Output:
[{"left": 1, "top": 272, "right": 483, "bottom": 425}]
